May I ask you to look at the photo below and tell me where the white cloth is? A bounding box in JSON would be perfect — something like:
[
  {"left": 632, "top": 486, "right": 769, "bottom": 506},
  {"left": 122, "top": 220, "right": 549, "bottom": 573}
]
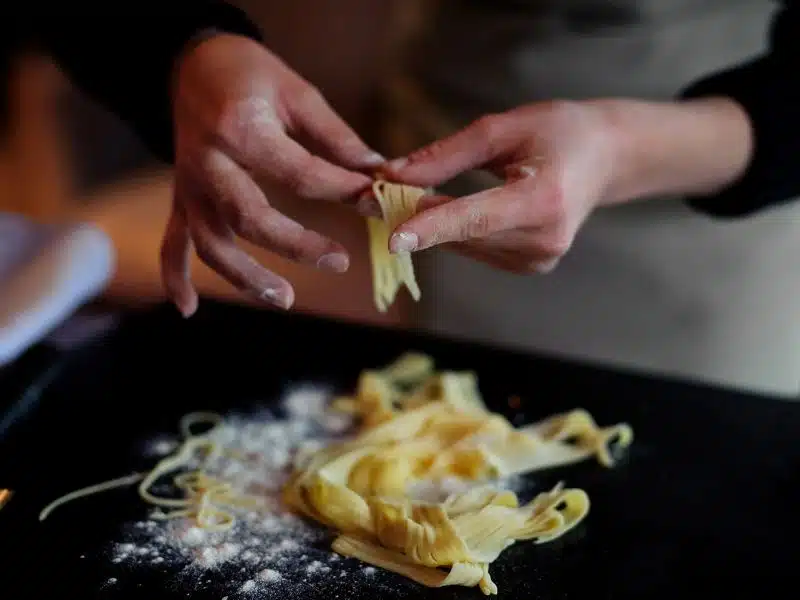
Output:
[{"left": 0, "top": 213, "right": 115, "bottom": 366}]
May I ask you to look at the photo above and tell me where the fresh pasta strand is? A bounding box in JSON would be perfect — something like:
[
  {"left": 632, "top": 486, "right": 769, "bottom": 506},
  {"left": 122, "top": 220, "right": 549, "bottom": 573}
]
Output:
[
  {"left": 286, "top": 352, "right": 633, "bottom": 595},
  {"left": 367, "top": 180, "right": 427, "bottom": 312},
  {"left": 39, "top": 412, "right": 258, "bottom": 531},
  {"left": 37, "top": 356, "right": 633, "bottom": 597},
  {"left": 39, "top": 472, "right": 146, "bottom": 522}
]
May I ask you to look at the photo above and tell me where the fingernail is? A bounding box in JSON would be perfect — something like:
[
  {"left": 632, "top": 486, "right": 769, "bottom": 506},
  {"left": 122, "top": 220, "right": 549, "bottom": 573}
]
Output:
[
  {"left": 317, "top": 252, "right": 349, "bottom": 273},
  {"left": 259, "top": 288, "right": 280, "bottom": 302},
  {"left": 362, "top": 151, "right": 386, "bottom": 166},
  {"left": 534, "top": 258, "right": 559, "bottom": 274},
  {"left": 175, "top": 298, "right": 197, "bottom": 319},
  {"left": 257, "top": 287, "right": 291, "bottom": 309},
  {"left": 390, "top": 231, "right": 418, "bottom": 253},
  {"left": 386, "top": 157, "right": 407, "bottom": 171}
]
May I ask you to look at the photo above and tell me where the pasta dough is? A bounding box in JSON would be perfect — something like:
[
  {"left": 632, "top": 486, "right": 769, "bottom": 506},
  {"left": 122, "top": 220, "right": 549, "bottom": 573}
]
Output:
[
  {"left": 284, "top": 353, "right": 633, "bottom": 595},
  {"left": 39, "top": 352, "right": 632, "bottom": 596},
  {"left": 367, "top": 181, "right": 427, "bottom": 312}
]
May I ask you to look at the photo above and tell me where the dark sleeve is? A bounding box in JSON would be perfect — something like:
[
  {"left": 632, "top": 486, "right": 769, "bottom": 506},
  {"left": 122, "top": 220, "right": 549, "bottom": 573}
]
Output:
[
  {"left": 36, "top": 1, "right": 263, "bottom": 164},
  {"left": 681, "top": 0, "right": 800, "bottom": 217}
]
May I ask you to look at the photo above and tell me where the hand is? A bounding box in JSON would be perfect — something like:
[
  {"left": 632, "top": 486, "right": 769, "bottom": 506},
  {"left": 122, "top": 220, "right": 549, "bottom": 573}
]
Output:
[
  {"left": 380, "top": 101, "right": 617, "bottom": 274},
  {"left": 381, "top": 97, "right": 752, "bottom": 274},
  {"left": 162, "top": 34, "right": 384, "bottom": 316}
]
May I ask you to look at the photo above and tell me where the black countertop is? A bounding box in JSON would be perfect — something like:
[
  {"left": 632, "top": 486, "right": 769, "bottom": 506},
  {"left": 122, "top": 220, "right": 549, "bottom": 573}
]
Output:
[{"left": 1, "top": 300, "right": 798, "bottom": 599}]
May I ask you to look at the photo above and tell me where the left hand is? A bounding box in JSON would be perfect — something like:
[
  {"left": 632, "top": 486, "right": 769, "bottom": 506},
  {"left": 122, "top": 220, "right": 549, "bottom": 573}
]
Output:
[
  {"left": 163, "top": 34, "right": 380, "bottom": 316},
  {"left": 380, "top": 100, "right": 621, "bottom": 273}
]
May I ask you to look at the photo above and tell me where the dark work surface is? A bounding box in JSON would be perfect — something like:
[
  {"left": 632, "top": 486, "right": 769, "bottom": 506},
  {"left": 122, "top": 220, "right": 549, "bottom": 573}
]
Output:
[{"left": 1, "top": 300, "right": 799, "bottom": 599}]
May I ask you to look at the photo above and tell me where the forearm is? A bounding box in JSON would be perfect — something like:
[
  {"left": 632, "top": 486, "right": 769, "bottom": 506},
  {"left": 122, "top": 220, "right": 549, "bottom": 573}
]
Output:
[
  {"left": 35, "top": 2, "right": 262, "bottom": 163},
  {"left": 678, "top": 0, "right": 800, "bottom": 216},
  {"left": 596, "top": 97, "right": 754, "bottom": 206}
]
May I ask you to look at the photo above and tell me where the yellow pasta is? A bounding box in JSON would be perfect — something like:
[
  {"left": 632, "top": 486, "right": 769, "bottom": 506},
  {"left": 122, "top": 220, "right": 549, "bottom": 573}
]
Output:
[
  {"left": 39, "top": 352, "right": 632, "bottom": 596},
  {"left": 367, "top": 181, "right": 427, "bottom": 312},
  {"left": 285, "top": 353, "right": 633, "bottom": 595},
  {"left": 39, "top": 413, "right": 262, "bottom": 530}
]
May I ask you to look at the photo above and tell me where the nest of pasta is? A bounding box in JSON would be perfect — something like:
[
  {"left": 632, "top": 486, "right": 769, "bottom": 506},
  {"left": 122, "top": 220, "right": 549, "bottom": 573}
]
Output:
[
  {"left": 39, "top": 352, "right": 631, "bottom": 595},
  {"left": 283, "top": 353, "right": 633, "bottom": 595}
]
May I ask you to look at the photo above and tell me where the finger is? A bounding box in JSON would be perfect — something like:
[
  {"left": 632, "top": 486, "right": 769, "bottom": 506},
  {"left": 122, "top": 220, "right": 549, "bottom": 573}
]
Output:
[
  {"left": 160, "top": 194, "right": 199, "bottom": 317},
  {"left": 455, "top": 232, "right": 562, "bottom": 274},
  {"left": 185, "top": 194, "right": 295, "bottom": 309},
  {"left": 202, "top": 149, "right": 350, "bottom": 273},
  {"left": 447, "top": 239, "right": 559, "bottom": 274},
  {"left": 390, "top": 177, "right": 556, "bottom": 252},
  {"left": 443, "top": 241, "right": 519, "bottom": 273},
  {"left": 382, "top": 114, "right": 519, "bottom": 187},
  {"left": 289, "top": 86, "right": 385, "bottom": 170},
  {"left": 220, "top": 116, "right": 372, "bottom": 202}
]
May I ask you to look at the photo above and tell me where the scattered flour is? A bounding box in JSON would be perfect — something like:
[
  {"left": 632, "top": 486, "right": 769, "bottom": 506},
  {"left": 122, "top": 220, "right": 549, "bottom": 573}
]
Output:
[
  {"left": 305, "top": 560, "right": 331, "bottom": 575},
  {"left": 92, "top": 383, "right": 528, "bottom": 597},
  {"left": 258, "top": 569, "right": 282, "bottom": 583},
  {"left": 143, "top": 435, "right": 179, "bottom": 458},
  {"left": 103, "top": 384, "right": 393, "bottom": 598}
]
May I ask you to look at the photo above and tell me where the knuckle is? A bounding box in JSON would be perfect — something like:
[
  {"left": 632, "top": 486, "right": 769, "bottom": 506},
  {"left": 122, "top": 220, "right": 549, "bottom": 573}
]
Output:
[
  {"left": 279, "top": 156, "right": 317, "bottom": 196},
  {"left": 407, "top": 139, "right": 448, "bottom": 165},
  {"left": 216, "top": 97, "right": 279, "bottom": 153},
  {"left": 461, "top": 209, "right": 492, "bottom": 240},
  {"left": 277, "top": 165, "right": 307, "bottom": 195},
  {"left": 282, "top": 243, "right": 305, "bottom": 263},
  {"left": 292, "top": 83, "right": 325, "bottom": 111},
  {"left": 215, "top": 103, "right": 248, "bottom": 147}
]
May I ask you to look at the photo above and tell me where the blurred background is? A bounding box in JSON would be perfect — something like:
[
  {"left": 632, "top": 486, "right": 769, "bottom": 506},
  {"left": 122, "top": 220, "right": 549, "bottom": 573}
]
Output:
[{"left": 1, "top": 1, "right": 797, "bottom": 396}]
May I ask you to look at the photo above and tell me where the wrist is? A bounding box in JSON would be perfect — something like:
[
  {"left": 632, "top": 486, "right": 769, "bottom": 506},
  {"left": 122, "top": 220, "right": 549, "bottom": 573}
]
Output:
[{"left": 590, "top": 97, "right": 754, "bottom": 206}]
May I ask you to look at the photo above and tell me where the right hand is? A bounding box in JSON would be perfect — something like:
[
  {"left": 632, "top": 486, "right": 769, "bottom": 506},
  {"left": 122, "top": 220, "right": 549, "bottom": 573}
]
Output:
[{"left": 163, "top": 33, "right": 384, "bottom": 316}]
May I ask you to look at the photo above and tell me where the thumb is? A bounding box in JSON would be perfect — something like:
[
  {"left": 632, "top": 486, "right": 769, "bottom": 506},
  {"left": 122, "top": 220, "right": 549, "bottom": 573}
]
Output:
[{"left": 382, "top": 114, "right": 516, "bottom": 187}]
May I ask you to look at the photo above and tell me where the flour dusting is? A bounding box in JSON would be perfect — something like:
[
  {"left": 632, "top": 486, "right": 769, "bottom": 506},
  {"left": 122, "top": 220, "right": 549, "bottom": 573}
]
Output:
[
  {"left": 81, "top": 383, "right": 526, "bottom": 598},
  {"left": 101, "top": 384, "right": 388, "bottom": 598}
]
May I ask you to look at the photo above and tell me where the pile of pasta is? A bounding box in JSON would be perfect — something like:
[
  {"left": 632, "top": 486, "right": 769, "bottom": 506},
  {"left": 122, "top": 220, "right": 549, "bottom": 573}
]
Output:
[
  {"left": 283, "top": 353, "right": 633, "bottom": 595},
  {"left": 38, "top": 351, "right": 632, "bottom": 596}
]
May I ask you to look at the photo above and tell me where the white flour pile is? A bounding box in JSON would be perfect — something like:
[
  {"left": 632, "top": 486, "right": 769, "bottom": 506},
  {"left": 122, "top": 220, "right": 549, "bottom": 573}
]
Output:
[
  {"left": 108, "top": 384, "right": 373, "bottom": 598},
  {"left": 102, "top": 383, "right": 527, "bottom": 598}
]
